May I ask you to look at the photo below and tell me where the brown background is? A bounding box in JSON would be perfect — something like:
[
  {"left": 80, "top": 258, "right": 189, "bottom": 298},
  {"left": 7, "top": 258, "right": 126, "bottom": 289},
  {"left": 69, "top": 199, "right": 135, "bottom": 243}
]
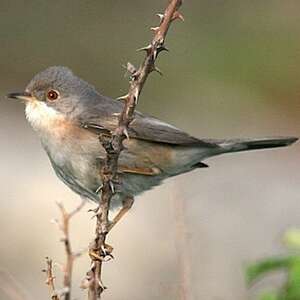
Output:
[{"left": 0, "top": 1, "right": 299, "bottom": 299}]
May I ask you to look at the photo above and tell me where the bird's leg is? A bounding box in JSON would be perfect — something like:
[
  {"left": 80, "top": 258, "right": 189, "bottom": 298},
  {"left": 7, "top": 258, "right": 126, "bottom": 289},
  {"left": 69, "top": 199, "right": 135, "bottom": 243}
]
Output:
[
  {"left": 89, "top": 196, "right": 134, "bottom": 259},
  {"left": 108, "top": 196, "right": 134, "bottom": 232}
]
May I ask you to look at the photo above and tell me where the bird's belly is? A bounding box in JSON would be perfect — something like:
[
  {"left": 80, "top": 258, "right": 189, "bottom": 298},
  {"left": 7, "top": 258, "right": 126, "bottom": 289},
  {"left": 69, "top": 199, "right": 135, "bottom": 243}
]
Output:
[
  {"left": 41, "top": 127, "right": 104, "bottom": 192},
  {"left": 40, "top": 124, "right": 179, "bottom": 206},
  {"left": 27, "top": 105, "right": 172, "bottom": 206},
  {"left": 42, "top": 133, "right": 162, "bottom": 200}
]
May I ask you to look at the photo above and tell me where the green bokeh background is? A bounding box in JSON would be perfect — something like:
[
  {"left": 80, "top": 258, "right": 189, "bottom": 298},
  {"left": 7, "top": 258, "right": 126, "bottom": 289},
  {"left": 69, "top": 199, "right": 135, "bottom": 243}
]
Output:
[{"left": 0, "top": 1, "right": 299, "bottom": 299}]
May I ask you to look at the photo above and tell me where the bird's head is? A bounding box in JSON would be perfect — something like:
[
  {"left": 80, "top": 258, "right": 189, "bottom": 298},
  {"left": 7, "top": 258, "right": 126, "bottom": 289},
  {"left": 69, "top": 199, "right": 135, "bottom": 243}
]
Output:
[{"left": 7, "top": 66, "right": 99, "bottom": 131}]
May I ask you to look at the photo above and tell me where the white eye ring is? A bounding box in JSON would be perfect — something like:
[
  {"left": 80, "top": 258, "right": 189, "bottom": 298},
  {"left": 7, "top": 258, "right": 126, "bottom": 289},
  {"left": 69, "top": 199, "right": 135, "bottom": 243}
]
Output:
[{"left": 47, "top": 89, "right": 60, "bottom": 101}]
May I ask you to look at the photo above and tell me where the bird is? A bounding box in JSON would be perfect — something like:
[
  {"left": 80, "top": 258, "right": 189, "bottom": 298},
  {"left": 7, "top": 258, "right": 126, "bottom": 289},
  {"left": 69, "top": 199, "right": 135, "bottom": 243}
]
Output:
[{"left": 7, "top": 66, "right": 298, "bottom": 227}]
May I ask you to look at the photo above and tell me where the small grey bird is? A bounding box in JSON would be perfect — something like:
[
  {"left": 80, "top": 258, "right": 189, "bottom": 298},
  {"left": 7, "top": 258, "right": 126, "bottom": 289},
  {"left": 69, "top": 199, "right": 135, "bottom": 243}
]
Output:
[{"left": 8, "top": 66, "right": 297, "bottom": 220}]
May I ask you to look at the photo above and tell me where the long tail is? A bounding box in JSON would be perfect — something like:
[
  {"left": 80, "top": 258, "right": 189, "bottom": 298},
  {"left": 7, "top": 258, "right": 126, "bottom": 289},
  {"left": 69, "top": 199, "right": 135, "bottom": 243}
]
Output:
[
  {"left": 174, "top": 136, "right": 297, "bottom": 173},
  {"left": 214, "top": 136, "right": 298, "bottom": 154}
]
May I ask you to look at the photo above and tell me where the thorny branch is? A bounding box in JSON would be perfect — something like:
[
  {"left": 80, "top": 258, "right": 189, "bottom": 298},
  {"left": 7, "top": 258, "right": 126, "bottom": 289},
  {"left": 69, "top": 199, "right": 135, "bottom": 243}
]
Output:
[
  {"left": 85, "top": 0, "right": 184, "bottom": 299},
  {"left": 44, "top": 258, "right": 60, "bottom": 300},
  {"left": 44, "top": 200, "right": 86, "bottom": 300}
]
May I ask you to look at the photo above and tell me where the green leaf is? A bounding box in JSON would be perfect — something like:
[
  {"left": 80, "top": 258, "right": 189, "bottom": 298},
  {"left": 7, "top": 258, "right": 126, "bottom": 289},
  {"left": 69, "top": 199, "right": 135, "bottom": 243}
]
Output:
[
  {"left": 260, "top": 291, "right": 280, "bottom": 300},
  {"left": 246, "top": 257, "right": 292, "bottom": 285},
  {"left": 285, "top": 257, "right": 300, "bottom": 300}
]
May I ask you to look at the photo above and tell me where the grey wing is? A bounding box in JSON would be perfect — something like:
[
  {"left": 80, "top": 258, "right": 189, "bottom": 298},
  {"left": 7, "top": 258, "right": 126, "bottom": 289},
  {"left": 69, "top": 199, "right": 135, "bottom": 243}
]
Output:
[
  {"left": 77, "top": 93, "right": 217, "bottom": 148},
  {"left": 130, "top": 114, "right": 211, "bottom": 146}
]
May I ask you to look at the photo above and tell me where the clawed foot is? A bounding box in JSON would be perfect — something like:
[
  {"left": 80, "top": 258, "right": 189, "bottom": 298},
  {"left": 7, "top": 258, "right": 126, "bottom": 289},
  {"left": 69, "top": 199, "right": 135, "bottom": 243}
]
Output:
[
  {"left": 89, "top": 243, "right": 114, "bottom": 262},
  {"left": 101, "top": 243, "right": 114, "bottom": 259},
  {"left": 98, "top": 278, "right": 107, "bottom": 291}
]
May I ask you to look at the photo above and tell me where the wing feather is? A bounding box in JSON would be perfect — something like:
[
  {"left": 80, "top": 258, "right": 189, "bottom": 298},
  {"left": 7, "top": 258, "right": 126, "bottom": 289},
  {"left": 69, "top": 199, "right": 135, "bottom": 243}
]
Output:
[{"left": 77, "top": 93, "right": 216, "bottom": 148}]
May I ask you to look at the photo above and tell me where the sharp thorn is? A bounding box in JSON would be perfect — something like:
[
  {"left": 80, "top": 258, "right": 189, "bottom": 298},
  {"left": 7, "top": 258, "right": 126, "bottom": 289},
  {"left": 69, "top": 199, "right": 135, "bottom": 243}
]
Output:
[
  {"left": 116, "top": 94, "right": 129, "bottom": 101},
  {"left": 80, "top": 123, "right": 89, "bottom": 129},
  {"left": 156, "top": 13, "right": 164, "bottom": 21},
  {"left": 133, "top": 89, "right": 139, "bottom": 104},
  {"left": 98, "top": 279, "right": 107, "bottom": 290},
  {"left": 88, "top": 207, "right": 99, "bottom": 214},
  {"left": 154, "top": 66, "right": 163, "bottom": 76},
  {"left": 126, "top": 62, "right": 137, "bottom": 74},
  {"left": 157, "top": 45, "right": 169, "bottom": 54},
  {"left": 178, "top": 13, "right": 185, "bottom": 22},
  {"left": 102, "top": 255, "right": 114, "bottom": 262},
  {"left": 172, "top": 11, "right": 185, "bottom": 22},
  {"left": 136, "top": 45, "right": 152, "bottom": 53},
  {"left": 95, "top": 185, "right": 103, "bottom": 194},
  {"left": 150, "top": 26, "right": 159, "bottom": 32},
  {"left": 123, "top": 128, "right": 130, "bottom": 140},
  {"left": 100, "top": 245, "right": 107, "bottom": 254},
  {"left": 109, "top": 181, "right": 115, "bottom": 194},
  {"left": 50, "top": 218, "right": 59, "bottom": 225}
]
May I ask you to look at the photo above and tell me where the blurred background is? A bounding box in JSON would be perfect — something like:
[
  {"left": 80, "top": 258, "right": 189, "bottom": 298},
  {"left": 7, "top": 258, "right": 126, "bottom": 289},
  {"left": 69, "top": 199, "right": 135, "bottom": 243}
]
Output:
[{"left": 0, "top": 1, "right": 299, "bottom": 299}]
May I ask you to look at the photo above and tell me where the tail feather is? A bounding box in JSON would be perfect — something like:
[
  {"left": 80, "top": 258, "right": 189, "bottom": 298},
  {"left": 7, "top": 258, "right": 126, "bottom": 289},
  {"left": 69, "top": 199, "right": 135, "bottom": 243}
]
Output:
[{"left": 215, "top": 137, "right": 298, "bottom": 153}]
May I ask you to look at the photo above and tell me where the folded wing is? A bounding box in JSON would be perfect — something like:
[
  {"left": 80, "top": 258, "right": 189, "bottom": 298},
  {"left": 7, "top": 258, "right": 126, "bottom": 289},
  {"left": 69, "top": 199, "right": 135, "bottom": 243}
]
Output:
[{"left": 77, "top": 93, "right": 217, "bottom": 148}]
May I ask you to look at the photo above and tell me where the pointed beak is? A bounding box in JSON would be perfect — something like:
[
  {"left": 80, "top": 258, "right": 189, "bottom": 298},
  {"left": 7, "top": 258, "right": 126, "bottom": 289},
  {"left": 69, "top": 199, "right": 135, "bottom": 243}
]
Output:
[{"left": 6, "top": 91, "right": 33, "bottom": 102}]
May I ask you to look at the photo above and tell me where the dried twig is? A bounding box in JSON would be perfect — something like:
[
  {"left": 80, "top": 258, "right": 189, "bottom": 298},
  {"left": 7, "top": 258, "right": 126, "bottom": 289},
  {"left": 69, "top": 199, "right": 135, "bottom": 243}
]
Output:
[
  {"left": 85, "top": 0, "right": 184, "bottom": 299},
  {"left": 44, "top": 258, "right": 60, "bottom": 300},
  {"left": 44, "top": 200, "right": 86, "bottom": 300},
  {"left": 57, "top": 200, "right": 86, "bottom": 300}
]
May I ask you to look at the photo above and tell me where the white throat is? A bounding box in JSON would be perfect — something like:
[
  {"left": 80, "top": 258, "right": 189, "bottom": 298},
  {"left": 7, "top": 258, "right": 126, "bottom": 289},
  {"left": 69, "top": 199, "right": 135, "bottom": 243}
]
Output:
[{"left": 25, "top": 101, "right": 65, "bottom": 133}]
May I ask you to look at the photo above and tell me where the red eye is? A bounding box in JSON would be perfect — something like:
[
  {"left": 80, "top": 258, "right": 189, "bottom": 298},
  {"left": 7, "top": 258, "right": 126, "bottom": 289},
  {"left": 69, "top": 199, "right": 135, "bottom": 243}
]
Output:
[{"left": 47, "top": 90, "right": 59, "bottom": 101}]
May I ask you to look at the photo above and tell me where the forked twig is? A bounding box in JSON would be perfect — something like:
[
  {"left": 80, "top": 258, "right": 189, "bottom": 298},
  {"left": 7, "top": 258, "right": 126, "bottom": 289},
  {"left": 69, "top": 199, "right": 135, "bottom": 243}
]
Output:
[
  {"left": 44, "top": 200, "right": 86, "bottom": 300},
  {"left": 44, "top": 258, "right": 60, "bottom": 300}
]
